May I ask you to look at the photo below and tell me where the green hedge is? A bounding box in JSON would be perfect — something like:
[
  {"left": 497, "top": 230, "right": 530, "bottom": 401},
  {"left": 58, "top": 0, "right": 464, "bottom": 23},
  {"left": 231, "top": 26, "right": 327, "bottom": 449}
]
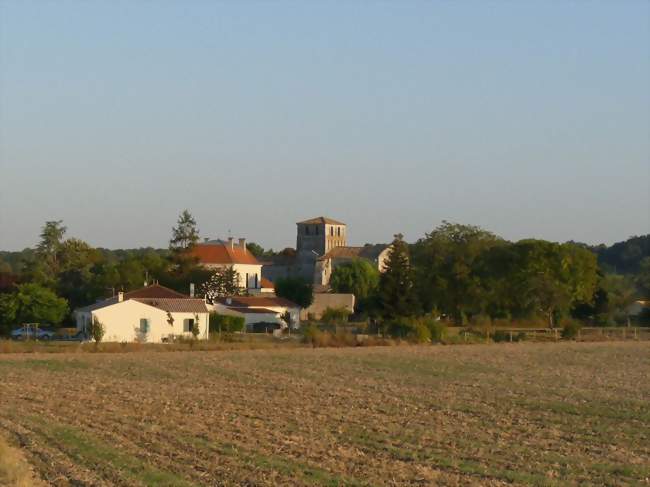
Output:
[{"left": 209, "top": 313, "right": 245, "bottom": 333}]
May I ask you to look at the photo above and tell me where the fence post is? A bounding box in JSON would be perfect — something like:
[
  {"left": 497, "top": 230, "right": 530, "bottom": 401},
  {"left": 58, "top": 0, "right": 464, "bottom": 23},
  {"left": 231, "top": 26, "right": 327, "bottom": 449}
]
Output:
[
  {"left": 509, "top": 331, "right": 513, "bottom": 342},
  {"left": 554, "top": 328, "right": 558, "bottom": 341},
  {"left": 634, "top": 327, "right": 638, "bottom": 340}
]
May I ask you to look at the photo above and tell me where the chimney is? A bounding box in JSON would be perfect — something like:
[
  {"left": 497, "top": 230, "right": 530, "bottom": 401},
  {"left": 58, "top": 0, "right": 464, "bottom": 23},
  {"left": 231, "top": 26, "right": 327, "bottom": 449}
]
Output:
[
  {"left": 117, "top": 291, "right": 124, "bottom": 302},
  {"left": 189, "top": 283, "right": 195, "bottom": 298},
  {"left": 239, "top": 238, "right": 246, "bottom": 252},
  {"left": 228, "top": 237, "right": 234, "bottom": 249}
]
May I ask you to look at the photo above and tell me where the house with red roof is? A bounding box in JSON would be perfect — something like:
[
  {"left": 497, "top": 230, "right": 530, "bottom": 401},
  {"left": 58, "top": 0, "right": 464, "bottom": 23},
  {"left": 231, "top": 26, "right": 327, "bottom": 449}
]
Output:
[
  {"left": 74, "top": 284, "right": 209, "bottom": 343},
  {"left": 189, "top": 238, "right": 264, "bottom": 292}
]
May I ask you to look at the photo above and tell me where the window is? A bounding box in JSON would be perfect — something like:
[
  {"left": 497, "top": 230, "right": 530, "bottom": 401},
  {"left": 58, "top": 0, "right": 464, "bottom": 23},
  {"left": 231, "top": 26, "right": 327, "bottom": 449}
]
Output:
[
  {"left": 246, "top": 273, "right": 249, "bottom": 288},
  {"left": 330, "top": 227, "right": 334, "bottom": 236},
  {"left": 337, "top": 227, "right": 341, "bottom": 236},
  {"left": 183, "top": 318, "right": 195, "bottom": 333},
  {"left": 315, "top": 225, "right": 319, "bottom": 235},
  {"left": 139, "top": 319, "right": 150, "bottom": 333},
  {"left": 305, "top": 226, "right": 310, "bottom": 235},
  {"left": 254, "top": 274, "right": 259, "bottom": 288}
]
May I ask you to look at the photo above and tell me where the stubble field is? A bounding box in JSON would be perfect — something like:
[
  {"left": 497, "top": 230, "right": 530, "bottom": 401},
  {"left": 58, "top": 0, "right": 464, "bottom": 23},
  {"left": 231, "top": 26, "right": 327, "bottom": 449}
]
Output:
[{"left": 0, "top": 342, "right": 649, "bottom": 486}]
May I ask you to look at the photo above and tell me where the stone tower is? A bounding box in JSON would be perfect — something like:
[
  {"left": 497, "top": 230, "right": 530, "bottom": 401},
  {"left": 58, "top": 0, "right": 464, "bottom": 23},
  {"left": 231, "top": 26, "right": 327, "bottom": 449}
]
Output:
[{"left": 296, "top": 217, "right": 347, "bottom": 256}]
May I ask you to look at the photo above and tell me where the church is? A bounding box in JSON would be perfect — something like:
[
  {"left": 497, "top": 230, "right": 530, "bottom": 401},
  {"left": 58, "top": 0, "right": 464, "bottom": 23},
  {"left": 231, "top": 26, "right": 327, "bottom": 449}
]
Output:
[{"left": 262, "top": 216, "right": 391, "bottom": 290}]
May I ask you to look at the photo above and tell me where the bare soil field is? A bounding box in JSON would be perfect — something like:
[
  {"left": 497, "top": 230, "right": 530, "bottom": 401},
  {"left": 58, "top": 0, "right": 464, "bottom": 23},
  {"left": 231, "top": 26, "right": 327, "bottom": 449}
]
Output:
[{"left": 0, "top": 342, "right": 648, "bottom": 486}]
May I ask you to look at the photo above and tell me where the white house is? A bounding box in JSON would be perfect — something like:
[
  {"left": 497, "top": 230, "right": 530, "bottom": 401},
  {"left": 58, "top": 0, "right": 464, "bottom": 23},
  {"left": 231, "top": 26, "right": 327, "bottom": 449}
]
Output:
[
  {"left": 210, "top": 296, "right": 300, "bottom": 330},
  {"left": 190, "top": 238, "right": 263, "bottom": 291},
  {"left": 74, "top": 284, "right": 209, "bottom": 343}
]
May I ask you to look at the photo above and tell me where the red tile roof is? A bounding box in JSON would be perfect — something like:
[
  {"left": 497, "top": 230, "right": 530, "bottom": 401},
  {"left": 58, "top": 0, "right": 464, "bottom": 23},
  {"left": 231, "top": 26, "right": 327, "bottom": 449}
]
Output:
[
  {"left": 124, "top": 284, "right": 188, "bottom": 300},
  {"left": 135, "top": 298, "right": 208, "bottom": 313},
  {"left": 189, "top": 243, "right": 261, "bottom": 265}
]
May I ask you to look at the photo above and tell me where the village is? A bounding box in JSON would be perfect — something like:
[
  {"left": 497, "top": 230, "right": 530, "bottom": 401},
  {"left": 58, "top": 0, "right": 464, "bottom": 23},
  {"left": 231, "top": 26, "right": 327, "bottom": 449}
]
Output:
[{"left": 71, "top": 216, "right": 389, "bottom": 343}]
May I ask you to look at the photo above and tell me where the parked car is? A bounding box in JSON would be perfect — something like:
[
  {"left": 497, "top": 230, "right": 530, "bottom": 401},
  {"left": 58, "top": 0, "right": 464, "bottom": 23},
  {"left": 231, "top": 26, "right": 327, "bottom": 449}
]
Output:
[{"left": 10, "top": 324, "right": 56, "bottom": 341}]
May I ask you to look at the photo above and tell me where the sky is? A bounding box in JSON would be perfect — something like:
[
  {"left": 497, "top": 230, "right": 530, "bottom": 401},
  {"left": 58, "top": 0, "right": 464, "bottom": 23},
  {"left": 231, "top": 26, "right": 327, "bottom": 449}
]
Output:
[{"left": 1, "top": 1, "right": 648, "bottom": 251}]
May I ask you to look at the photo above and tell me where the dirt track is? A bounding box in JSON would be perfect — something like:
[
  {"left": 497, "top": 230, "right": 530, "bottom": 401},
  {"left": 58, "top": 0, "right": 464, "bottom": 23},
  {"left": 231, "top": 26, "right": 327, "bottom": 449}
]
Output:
[{"left": 1, "top": 342, "right": 649, "bottom": 486}]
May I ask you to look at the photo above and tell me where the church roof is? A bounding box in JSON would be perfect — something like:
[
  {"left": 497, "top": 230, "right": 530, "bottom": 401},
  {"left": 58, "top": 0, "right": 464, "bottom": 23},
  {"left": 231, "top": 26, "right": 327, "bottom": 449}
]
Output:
[
  {"left": 322, "top": 244, "right": 390, "bottom": 261},
  {"left": 297, "top": 216, "right": 346, "bottom": 226}
]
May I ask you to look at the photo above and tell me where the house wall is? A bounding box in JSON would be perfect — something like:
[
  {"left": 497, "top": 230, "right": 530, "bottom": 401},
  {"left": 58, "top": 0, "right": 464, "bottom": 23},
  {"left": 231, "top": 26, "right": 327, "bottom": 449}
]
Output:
[
  {"left": 84, "top": 300, "right": 208, "bottom": 343},
  {"left": 202, "top": 263, "right": 262, "bottom": 289}
]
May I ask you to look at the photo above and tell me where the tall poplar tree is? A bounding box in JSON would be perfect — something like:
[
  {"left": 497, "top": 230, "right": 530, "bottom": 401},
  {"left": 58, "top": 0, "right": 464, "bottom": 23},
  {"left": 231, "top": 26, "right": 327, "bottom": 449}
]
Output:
[{"left": 169, "top": 210, "right": 200, "bottom": 272}]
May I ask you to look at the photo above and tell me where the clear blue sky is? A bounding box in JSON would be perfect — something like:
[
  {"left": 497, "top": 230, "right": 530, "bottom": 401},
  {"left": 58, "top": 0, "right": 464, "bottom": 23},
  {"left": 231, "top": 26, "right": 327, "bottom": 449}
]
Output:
[{"left": 1, "top": 1, "right": 648, "bottom": 251}]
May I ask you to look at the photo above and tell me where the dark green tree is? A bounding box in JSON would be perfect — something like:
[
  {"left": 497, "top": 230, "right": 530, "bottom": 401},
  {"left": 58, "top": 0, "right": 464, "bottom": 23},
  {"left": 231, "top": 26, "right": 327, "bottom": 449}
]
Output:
[
  {"left": 169, "top": 210, "right": 200, "bottom": 272},
  {"left": 0, "top": 283, "right": 69, "bottom": 327},
  {"left": 636, "top": 257, "right": 650, "bottom": 298},
  {"left": 378, "top": 234, "right": 418, "bottom": 319},
  {"left": 275, "top": 277, "right": 314, "bottom": 308},
  {"left": 411, "top": 222, "right": 501, "bottom": 323}
]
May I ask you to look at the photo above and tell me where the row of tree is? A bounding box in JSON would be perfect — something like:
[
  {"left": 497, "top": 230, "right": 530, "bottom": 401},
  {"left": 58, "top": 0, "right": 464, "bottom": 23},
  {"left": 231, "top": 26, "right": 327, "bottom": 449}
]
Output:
[
  {"left": 1, "top": 213, "right": 648, "bottom": 332},
  {"left": 330, "top": 222, "right": 649, "bottom": 327}
]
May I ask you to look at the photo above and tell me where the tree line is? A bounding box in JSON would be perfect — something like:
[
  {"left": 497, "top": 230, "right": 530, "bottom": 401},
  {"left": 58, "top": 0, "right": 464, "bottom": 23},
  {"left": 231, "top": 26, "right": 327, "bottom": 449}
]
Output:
[
  {"left": 329, "top": 222, "right": 649, "bottom": 328},
  {"left": 0, "top": 213, "right": 648, "bottom": 334}
]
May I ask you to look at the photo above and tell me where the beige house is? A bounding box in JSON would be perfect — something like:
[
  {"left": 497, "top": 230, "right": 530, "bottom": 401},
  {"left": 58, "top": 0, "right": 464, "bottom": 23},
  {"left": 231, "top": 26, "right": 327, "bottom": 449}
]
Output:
[
  {"left": 190, "top": 238, "right": 263, "bottom": 291},
  {"left": 74, "top": 284, "right": 209, "bottom": 343}
]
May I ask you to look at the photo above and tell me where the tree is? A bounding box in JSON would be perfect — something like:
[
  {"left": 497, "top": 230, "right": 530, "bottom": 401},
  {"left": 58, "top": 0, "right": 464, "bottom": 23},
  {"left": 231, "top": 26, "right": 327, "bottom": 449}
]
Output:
[
  {"left": 169, "top": 210, "right": 200, "bottom": 272},
  {"left": 330, "top": 259, "right": 380, "bottom": 303},
  {"left": 599, "top": 274, "right": 637, "bottom": 325},
  {"left": 56, "top": 238, "right": 103, "bottom": 310},
  {"left": 378, "top": 234, "right": 418, "bottom": 319},
  {"left": 200, "top": 266, "right": 242, "bottom": 302},
  {"left": 88, "top": 317, "right": 105, "bottom": 344},
  {"left": 636, "top": 257, "right": 650, "bottom": 298},
  {"left": 191, "top": 314, "right": 200, "bottom": 339},
  {"left": 411, "top": 221, "right": 502, "bottom": 323},
  {"left": 275, "top": 277, "right": 314, "bottom": 309},
  {"left": 510, "top": 241, "right": 598, "bottom": 327},
  {"left": 36, "top": 220, "right": 67, "bottom": 267},
  {"left": 0, "top": 283, "right": 69, "bottom": 327},
  {"left": 245, "top": 242, "right": 265, "bottom": 258}
]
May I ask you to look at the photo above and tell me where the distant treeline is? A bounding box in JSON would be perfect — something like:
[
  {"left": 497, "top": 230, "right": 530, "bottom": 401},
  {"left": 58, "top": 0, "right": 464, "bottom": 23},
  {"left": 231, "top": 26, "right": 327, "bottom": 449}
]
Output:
[{"left": 0, "top": 215, "right": 648, "bottom": 333}]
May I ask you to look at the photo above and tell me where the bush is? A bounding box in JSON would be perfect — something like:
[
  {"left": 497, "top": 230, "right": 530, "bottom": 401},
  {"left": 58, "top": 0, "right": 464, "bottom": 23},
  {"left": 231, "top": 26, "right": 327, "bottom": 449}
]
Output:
[
  {"left": 209, "top": 313, "right": 245, "bottom": 333},
  {"left": 561, "top": 321, "right": 582, "bottom": 340},
  {"left": 417, "top": 317, "right": 447, "bottom": 343},
  {"left": 385, "top": 319, "right": 431, "bottom": 343},
  {"left": 320, "top": 306, "right": 352, "bottom": 325}
]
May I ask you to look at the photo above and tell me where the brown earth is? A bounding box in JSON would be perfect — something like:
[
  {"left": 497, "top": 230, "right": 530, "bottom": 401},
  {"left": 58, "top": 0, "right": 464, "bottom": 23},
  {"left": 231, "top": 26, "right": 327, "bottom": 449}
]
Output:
[{"left": 0, "top": 342, "right": 648, "bottom": 486}]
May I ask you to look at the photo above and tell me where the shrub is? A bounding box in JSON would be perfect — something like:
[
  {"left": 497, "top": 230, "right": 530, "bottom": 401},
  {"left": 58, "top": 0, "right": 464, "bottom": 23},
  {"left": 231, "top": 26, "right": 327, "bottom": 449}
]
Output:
[
  {"left": 385, "top": 319, "right": 431, "bottom": 343},
  {"left": 89, "top": 318, "right": 105, "bottom": 345},
  {"left": 320, "top": 306, "right": 352, "bottom": 325},
  {"left": 209, "top": 313, "right": 245, "bottom": 333},
  {"left": 561, "top": 321, "right": 582, "bottom": 340},
  {"left": 416, "top": 316, "right": 447, "bottom": 343}
]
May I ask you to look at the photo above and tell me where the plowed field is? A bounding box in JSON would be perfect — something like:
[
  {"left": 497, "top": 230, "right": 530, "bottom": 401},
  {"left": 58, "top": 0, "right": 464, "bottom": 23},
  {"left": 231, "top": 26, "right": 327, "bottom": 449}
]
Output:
[{"left": 1, "top": 342, "right": 649, "bottom": 486}]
